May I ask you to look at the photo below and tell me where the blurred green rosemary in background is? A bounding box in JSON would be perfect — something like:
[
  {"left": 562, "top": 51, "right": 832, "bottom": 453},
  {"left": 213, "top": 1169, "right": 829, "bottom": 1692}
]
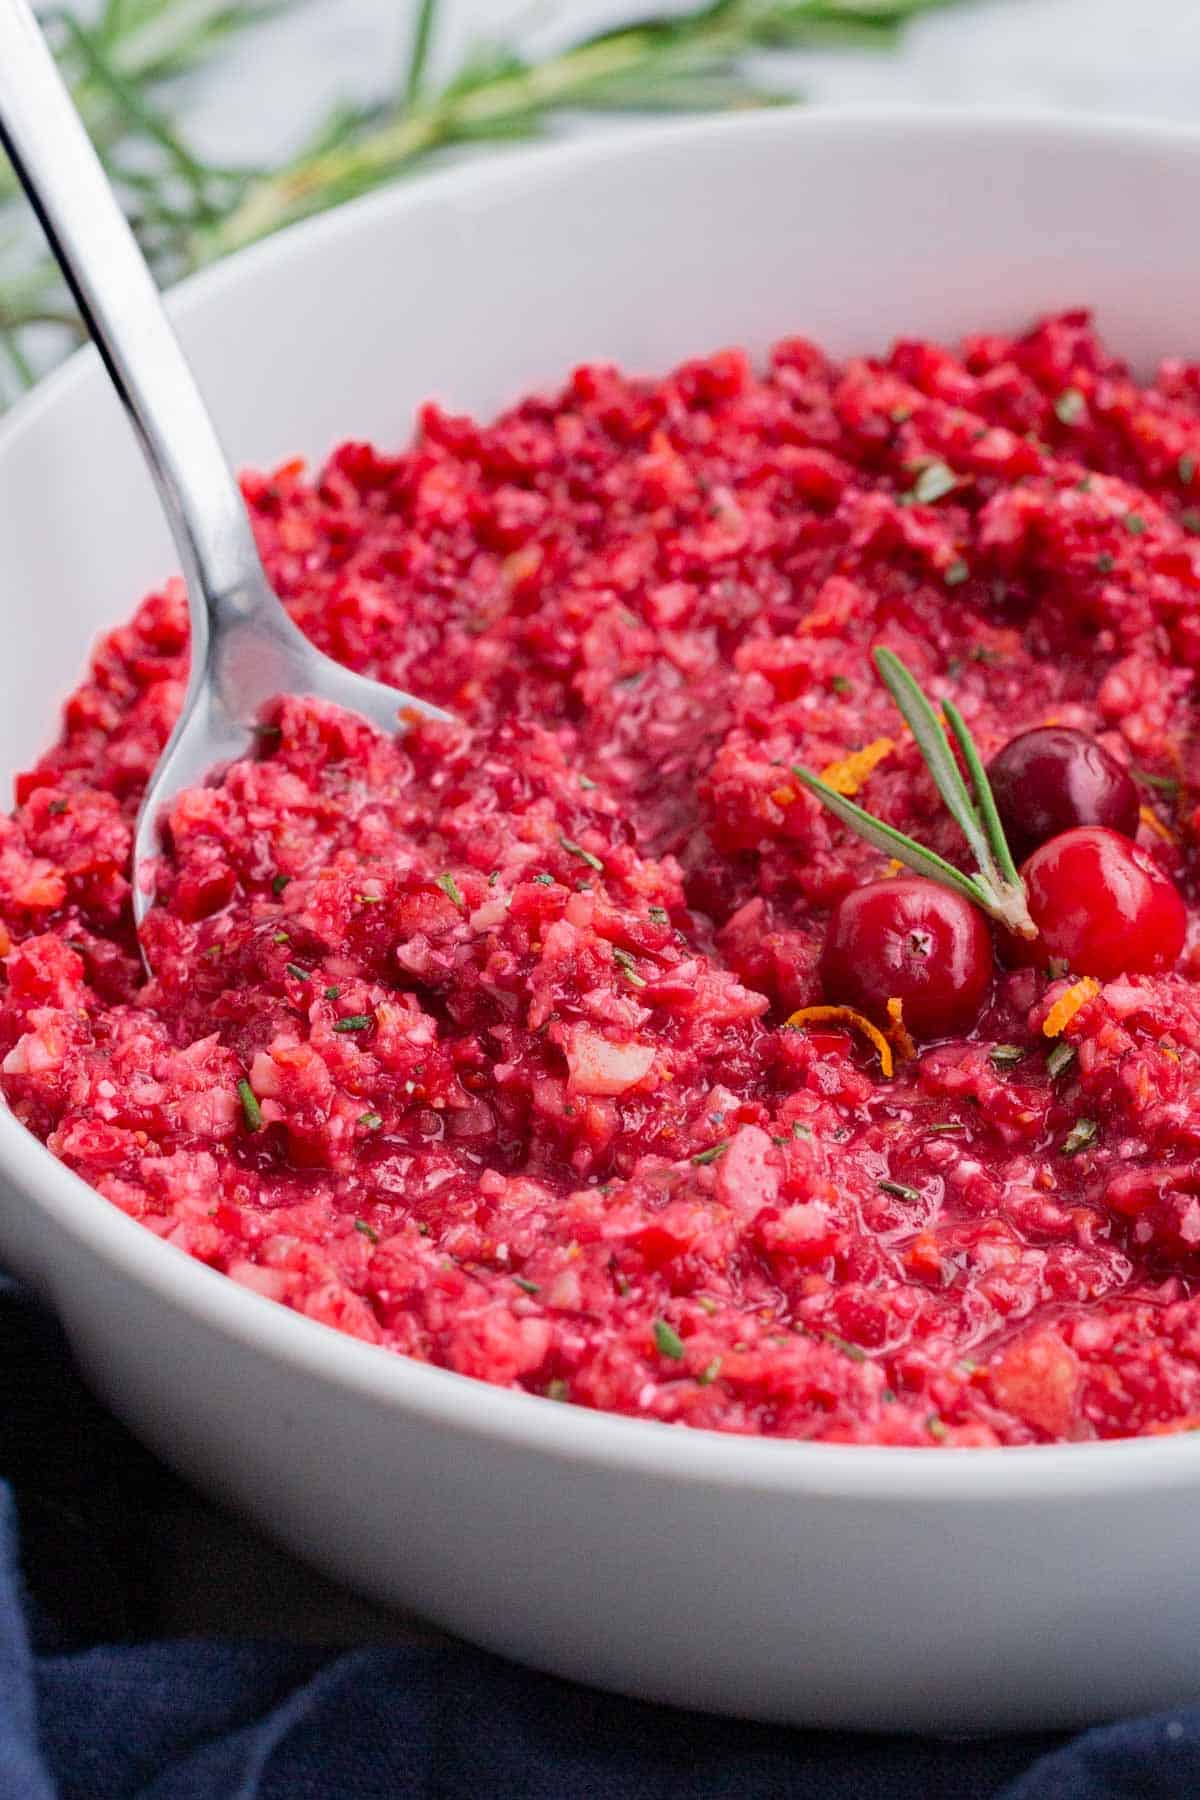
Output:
[{"left": 0, "top": 0, "right": 960, "bottom": 402}]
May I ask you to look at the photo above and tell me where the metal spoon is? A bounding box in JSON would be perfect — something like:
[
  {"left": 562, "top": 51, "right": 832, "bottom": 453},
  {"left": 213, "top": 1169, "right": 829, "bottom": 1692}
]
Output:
[{"left": 0, "top": 0, "right": 451, "bottom": 947}]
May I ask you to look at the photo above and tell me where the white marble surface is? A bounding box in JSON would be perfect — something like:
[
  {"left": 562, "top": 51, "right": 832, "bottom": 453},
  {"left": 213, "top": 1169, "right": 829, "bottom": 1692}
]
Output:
[{"left": 139, "top": 0, "right": 1200, "bottom": 1642}]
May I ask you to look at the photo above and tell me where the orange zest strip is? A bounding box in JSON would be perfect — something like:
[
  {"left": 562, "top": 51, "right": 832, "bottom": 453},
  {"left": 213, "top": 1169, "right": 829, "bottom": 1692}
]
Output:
[
  {"left": 885, "top": 996, "right": 917, "bottom": 1063},
  {"left": 1139, "top": 803, "right": 1176, "bottom": 845},
  {"left": 785, "top": 1004, "right": 894, "bottom": 1078},
  {"left": 818, "top": 737, "right": 895, "bottom": 798},
  {"left": 1042, "top": 976, "right": 1101, "bottom": 1039}
]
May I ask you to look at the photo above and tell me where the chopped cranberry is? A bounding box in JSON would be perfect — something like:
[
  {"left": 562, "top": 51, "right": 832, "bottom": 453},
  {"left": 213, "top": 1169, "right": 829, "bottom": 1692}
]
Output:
[
  {"left": 820, "top": 877, "right": 994, "bottom": 1039},
  {"left": 1015, "top": 826, "right": 1186, "bottom": 979},
  {"left": 173, "top": 864, "right": 237, "bottom": 922},
  {"left": 987, "top": 727, "right": 1139, "bottom": 861}
]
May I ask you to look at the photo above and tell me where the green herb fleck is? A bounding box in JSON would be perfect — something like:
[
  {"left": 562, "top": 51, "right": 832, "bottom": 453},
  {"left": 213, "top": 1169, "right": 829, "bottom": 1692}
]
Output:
[
  {"left": 878, "top": 1179, "right": 921, "bottom": 1203},
  {"left": 697, "top": 1357, "right": 723, "bottom": 1386},
  {"left": 435, "top": 872, "right": 465, "bottom": 910},
  {"left": 47, "top": 798, "right": 68, "bottom": 815},
  {"left": 532, "top": 872, "right": 555, "bottom": 887},
  {"left": 1047, "top": 957, "right": 1071, "bottom": 980},
  {"left": 1183, "top": 509, "right": 1200, "bottom": 535},
  {"left": 1124, "top": 512, "right": 1148, "bottom": 535},
  {"left": 272, "top": 931, "right": 290, "bottom": 946},
  {"left": 323, "top": 986, "right": 341, "bottom": 1001},
  {"left": 358, "top": 1111, "right": 383, "bottom": 1130},
  {"left": 237, "top": 1079, "right": 263, "bottom": 1133},
  {"left": 653, "top": 1318, "right": 685, "bottom": 1360},
  {"left": 926, "top": 1121, "right": 967, "bottom": 1134},
  {"left": 332, "top": 1014, "right": 372, "bottom": 1034},
  {"left": 882, "top": 1388, "right": 897, "bottom": 1404},
  {"left": 578, "top": 775, "right": 597, "bottom": 791},
  {"left": 1076, "top": 476, "right": 1094, "bottom": 492},
  {"left": 1131, "top": 767, "right": 1179, "bottom": 795},
  {"left": 1095, "top": 552, "right": 1115, "bottom": 574},
  {"left": 927, "top": 1415, "right": 949, "bottom": 1440},
  {"left": 889, "top": 404, "right": 913, "bottom": 424},
  {"left": 613, "top": 947, "right": 647, "bottom": 988},
  {"left": 1062, "top": 1117, "right": 1098, "bottom": 1156},
  {"left": 513, "top": 1276, "right": 540, "bottom": 1295},
  {"left": 271, "top": 873, "right": 290, "bottom": 895},
  {"left": 648, "top": 905, "right": 670, "bottom": 925},
  {"left": 831, "top": 674, "right": 852, "bottom": 695},
  {"left": 990, "top": 1044, "right": 1025, "bottom": 1070},
  {"left": 354, "top": 1219, "right": 379, "bottom": 1243},
  {"left": 1054, "top": 388, "right": 1085, "bottom": 426},
  {"left": 1046, "top": 1042, "right": 1076, "bottom": 1079},
  {"left": 1180, "top": 454, "right": 1196, "bottom": 486},
  {"left": 692, "top": 1141, "right": 729, "bottom": 1166},
  {"left": 944, "top": 560, "right": 970, "bottom": 587},
  {"left": 545, "top": 1379, "right": 569, "bottom": 1403},
  {"left": 823, "top": 1332, "right": 867, "bottom": 1363},
  {"left": 697, "top": 1296, "right": 718, "bottom": 1315},
  {"left": 559, "top": 834, "right": 604, "bottom": 873},
  {"left": 284, "top": 963, "right": 310, "bottom": 982},
  {"left": 792, "top": 1122, "right": 813, "bottom": 1141},
  {"left": 905, "top": 461, "right": 958, "bottom": 506}
]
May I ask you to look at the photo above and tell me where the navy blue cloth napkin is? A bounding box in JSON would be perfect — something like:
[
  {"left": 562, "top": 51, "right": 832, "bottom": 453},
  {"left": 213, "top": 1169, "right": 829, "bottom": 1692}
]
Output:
[{"left": 0, "top": 1269, "right": 1195, "bottom": 1798}]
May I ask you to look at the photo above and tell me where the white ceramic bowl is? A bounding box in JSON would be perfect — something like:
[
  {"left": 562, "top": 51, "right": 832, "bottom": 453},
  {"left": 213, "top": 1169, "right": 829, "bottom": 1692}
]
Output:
[{"left": 3, "top": 109, "right": 1200, "bottom": 1734}]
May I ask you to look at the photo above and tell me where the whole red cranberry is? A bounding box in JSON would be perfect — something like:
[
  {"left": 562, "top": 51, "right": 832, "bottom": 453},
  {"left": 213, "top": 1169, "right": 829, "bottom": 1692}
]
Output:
[
  {"left": 820, "top": 876, "right": 994, "bottom": 1040},
  {"left": 1014, "top": 826, "right": 1187, "bottom": 980},
  {"left": 987, "top": 727, "right": 1139, "bottom": 862}
]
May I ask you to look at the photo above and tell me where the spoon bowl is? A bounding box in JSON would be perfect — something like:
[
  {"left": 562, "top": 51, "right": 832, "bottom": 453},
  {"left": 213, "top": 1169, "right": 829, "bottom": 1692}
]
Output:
[{"left": 128, "top": 573, "right": 450, "bottom": 929}]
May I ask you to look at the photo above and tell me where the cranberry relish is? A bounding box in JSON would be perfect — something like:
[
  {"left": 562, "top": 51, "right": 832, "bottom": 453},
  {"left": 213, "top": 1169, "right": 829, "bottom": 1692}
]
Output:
[{"left": 7, "top": 309, "right": 1200, "bottom": 1446}]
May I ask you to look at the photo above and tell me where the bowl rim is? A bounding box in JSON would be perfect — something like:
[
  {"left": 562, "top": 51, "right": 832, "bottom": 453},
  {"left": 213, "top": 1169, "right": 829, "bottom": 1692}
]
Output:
[{"left": 5, "top": 102, "right": 1200, "bottom": 1502}]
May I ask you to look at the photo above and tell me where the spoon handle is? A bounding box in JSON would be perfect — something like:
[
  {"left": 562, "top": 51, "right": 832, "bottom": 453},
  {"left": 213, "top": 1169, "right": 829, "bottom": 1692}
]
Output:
[{"left": 0, "top": 0, "right": 264, "bottom": 650}]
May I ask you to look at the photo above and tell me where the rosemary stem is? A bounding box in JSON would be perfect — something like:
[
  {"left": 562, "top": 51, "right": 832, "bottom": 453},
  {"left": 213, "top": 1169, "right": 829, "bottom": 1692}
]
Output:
[{"left": 198, "top": 18, "right": 759, "bottom": 260}]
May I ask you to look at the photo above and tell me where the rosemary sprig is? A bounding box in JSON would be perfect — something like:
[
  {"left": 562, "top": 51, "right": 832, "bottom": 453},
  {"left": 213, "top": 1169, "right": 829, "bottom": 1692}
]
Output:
[
  {"left": 793, "top": 649, "right": 1039, "bottom": 938},
  {"left": 198, "top": 1, "right": 958, "bottom": 260},
  {"left": 0, "top": 0, "right": 965, "bottom": 404}
]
